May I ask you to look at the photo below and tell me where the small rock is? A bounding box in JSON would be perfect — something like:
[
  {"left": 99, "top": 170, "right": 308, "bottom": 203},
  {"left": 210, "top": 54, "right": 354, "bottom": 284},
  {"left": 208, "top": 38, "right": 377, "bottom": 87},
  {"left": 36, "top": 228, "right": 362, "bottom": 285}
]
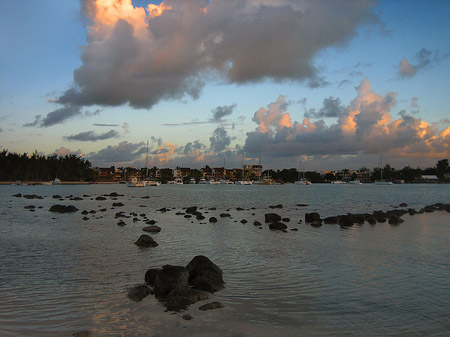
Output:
[
  {"left": 112, "top": 202, "right": 124, "bottom": 207},
  {"left": 269, "top": 204, "right": 283, "bottom": 209},
  {"left": 209, "top": 217, "right": 218, "bottom": 223},
  {"left": 95, "top": 196, "right": 107, "bottom": 201},
  {"left": 305, "top": 212, "right": 321, "bottom": 222},
  {"left": 240, "top": 219, "right": 248, "bottom": 224},
  {"left": 311, "top": 220, "right": 322, "bottom": 228},
  {"left": 219, "top": 213, "right": 231, "bottom": 218},
  {"left": 145, "top": 268, "right": 161, "bottom": 286},
  {"left": 134, "top": 235, "right": 158, "bottom": 248},
  {"left": 253, "top": 221, "right": 262, "bottom": 226},
  {"left": 269, "top": 222, "right": 287, "bottom": 230},
  {"left": 127, "top": 285, "right": 151, "bottom": 302},
  {"left": 182, "top": 314, "right": 193, "bottom": 320},
  {"left": 142, "top": 226, "right": 161, "bottom": 233},
  {"left": 49, "top": 204, "right": 79, "bottom": 213},
  {"left": 265, "top": 213, "right": 281, "bottom": 223}
]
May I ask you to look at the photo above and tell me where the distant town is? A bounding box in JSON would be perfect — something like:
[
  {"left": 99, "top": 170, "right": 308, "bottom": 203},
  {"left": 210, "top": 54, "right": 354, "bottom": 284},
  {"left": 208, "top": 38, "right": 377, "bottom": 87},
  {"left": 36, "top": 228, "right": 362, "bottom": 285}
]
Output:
[{"left": 0, "top": 150, "right": 448, "bottom": 184}]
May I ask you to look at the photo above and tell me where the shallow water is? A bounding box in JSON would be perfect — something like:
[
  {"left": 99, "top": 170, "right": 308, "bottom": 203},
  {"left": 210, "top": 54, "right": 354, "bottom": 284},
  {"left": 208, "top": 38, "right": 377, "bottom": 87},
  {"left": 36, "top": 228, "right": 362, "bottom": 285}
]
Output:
[{"left": 0, "top": 183, "right": 449, "bottom": 336}]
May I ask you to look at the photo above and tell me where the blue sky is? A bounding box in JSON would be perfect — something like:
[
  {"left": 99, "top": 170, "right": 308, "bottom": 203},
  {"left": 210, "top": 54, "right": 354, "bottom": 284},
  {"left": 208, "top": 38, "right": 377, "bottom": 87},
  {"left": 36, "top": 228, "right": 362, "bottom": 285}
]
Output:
[{"left": 1, "top": 0, "right": 449, "bottom": 170}]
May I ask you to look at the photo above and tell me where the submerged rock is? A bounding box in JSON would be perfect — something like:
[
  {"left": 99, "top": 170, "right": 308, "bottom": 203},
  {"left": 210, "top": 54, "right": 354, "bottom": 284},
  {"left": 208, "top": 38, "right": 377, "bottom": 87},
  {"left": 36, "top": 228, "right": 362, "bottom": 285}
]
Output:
[
  {"left": 269, "top": 204, "right": 283, "bottom": 209},
  {"left": 305, "top": 212, "right": 321, "bottom": 222},
  {"left": 269, "top": 222, "right": 288, "bottom": 230},
  {"left": 145, "top": 268, "right": 161, "bottom": 286},
  {"left": 199, "top": 301, "right": 225, "bottom": 311},
  {"left": 209, "top": 217, "right": 218, "bottom": 223},
  {"left": 127, "top": 285, "right": 151, "bottom": 302},
  {"left": 142, "top": 225, "right": 161, "bottom": 233}
]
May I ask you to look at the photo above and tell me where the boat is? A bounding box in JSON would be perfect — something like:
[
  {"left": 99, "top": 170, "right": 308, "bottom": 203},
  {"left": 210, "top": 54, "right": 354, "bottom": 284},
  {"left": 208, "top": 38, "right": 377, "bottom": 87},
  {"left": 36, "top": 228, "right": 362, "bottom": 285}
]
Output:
[
  {"left": 295, "top": 159, "right": 312, "bottom": 185},
  {"left": 189, "top": 178, "right": 196, "bottom": 184},
  {"left": 348, "top": 179, "right": 362, "bottom": 185},
  {"left": 236, "top": 180, "right": 252, "bottom": 185},
  {"left": 331, "top": 180, "right": 346, "bottom": 184},
  {"left": 198, "top": 178, "right": 208, "bottom": 184},
  {"left": 255, "top": 178, "right": 274, "bottom": 185},
  {"left": 146, "top": 180, "right": 161, "bottom": 186},
  {"left": 374, "top": 154, "right": 393, "bottom": 185},
  {"left": 128, "top": 177, "right": 146, "bottom": 187},
  {"left": 175, "top": 178, "right": 184, "bottom": 185},
  {"left": 52, "top": 177, "right": 61, "bottom": 185},
  {"left": 219, "top": 179, "right": 234, "bottom": 185},
  {"left": 209, "top": 179, "right": 220, "bottom": 185}
]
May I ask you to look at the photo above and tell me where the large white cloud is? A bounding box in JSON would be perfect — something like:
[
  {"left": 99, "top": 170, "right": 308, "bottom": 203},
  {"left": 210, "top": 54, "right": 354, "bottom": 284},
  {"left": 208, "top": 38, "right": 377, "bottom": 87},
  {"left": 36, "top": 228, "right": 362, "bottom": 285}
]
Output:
[{"left": 43, "top": 0, "right": 377, "bottom": 125}]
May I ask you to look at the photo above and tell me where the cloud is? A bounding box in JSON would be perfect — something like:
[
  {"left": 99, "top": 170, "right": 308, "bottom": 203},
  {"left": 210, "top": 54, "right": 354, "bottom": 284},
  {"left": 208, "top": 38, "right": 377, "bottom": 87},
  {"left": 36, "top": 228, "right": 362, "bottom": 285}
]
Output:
[
  {"left": 122, "top": 122, "right": 130, "bottom": 134},
  {"left": 94, "top": 123, "right": 119, "bottom": 127},
  {"left": 305, "top": 97, "right": 346, "bottom": 118},
  {"left": 54, "top": 147, "right": 82, "bottom": 157},
  {"left": 211, "top": 104, "right": 236, "bottom": 121},
  {"left": 398, "top": 48, "right": 433, "bottom": 78},
  {"left": 22, "top": 115, "right": 42, "bottom": 128},
  {"left": 244, "top": 78, "right": 450, "bottom": 161},
  {"left": 23, "top": 106, "right": 82, "bottom": 128},
  {"left": 86, "top": 141, "right": 146, "bottom": 166},
  {"left": 46, "top": 0, "right": 376, "bottom": 121},
  {"left": 64, "top": 129, "right": 119, "bottom": 141},
  {"left": 210, "top": 127, "right": 231, "bottom": 152}
]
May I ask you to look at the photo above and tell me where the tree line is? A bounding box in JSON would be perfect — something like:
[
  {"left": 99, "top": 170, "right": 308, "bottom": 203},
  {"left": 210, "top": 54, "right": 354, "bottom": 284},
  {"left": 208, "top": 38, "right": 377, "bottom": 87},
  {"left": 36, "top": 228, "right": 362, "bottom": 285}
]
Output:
[{"left": 0, "top": 150, "right": 94, "bottom": 182}]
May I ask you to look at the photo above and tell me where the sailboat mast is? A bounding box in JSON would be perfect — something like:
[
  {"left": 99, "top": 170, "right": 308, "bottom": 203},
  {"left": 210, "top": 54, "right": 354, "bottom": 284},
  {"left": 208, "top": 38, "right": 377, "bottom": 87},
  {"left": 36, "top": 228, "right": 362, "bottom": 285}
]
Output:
[{"left": 145, "top": 140, "right": 149, "bottom": 178}]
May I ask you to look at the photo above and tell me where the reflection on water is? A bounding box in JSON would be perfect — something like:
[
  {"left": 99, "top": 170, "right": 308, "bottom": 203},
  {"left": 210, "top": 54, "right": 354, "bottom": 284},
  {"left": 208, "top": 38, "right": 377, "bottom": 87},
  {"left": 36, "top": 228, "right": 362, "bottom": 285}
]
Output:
[{"left": 0, "top": 184, "right": 449, "bottom": 336}]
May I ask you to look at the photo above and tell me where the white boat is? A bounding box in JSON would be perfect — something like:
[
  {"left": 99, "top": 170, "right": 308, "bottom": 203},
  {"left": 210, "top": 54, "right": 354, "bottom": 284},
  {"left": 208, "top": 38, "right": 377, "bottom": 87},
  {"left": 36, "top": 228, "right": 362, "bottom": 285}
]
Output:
[
  {"left": 175, "top": 178, "right": 184, "bottom": 185},
  {"left": 198, "top": 178, "right": 208, "bottom": 184},
  {"left": 219, "top": 180, "right": 234, "bottom": 185},
  {"left": 189, "top": 178, "right": 196, "bottom": 184},
  {"left": 146, "top": 180, "right": 161, "bottom": 186},
  {"left": 52, "top": 177, "right": 61, "bottom": 185},
  {"left": 209, "top": 179, "right": 220, "bottom": 185},
  {"left": 348, "top": 179, "right": 362, "bottom": 185},
  {"left": 295, "top": 159, "right": 311, "bottom": 185},
  {"left": 128, "top": 177, "right": 146, "bottom": 187},
  {"left": 331, "top": 180, "right": 346, "bottom": 184},
  {"left": 236, "top": 180, "right": 252, "bottom": 185}
]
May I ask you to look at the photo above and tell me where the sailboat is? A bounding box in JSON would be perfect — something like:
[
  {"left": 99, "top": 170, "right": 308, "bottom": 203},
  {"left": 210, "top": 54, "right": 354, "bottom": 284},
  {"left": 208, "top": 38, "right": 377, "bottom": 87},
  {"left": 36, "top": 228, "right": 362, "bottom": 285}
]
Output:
[
  {"left": 374, "top": 154, "right": 393, "bottom": 185},
  {"left": 295, "top": 159, "right": 312, "bottom": 185}
]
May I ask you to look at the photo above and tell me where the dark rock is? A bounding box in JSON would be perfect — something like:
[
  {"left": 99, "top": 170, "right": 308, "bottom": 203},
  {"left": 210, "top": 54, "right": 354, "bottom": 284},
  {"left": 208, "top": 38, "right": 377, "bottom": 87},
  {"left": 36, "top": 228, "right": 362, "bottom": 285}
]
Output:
[
  {"left": 185, "top": 206, "right": 198, "bottom": 214},
  {"left": 339, "top": 215, "right": 354, "bottom": 228},
  {"left": 95, "top": 196, "right": 106, "bottom": 201},
  {"left": 164, "top": 287, "right": 210, "bottom": 311},
  {"left": 423, "top": 205, "right": 436, "bottom": 213},
  {"left": 184, "top": 214, "right": 192, "bottom": 218},
  {"left": 72, "top": 197, "right": 83, "bottom": 201},
  {"left": 133, "top": 217, "right": 140, "bottom": 223},
  {"left": 209, "top": 217, "right": 218, "bottom": 223},
  {"left": 196, "top": 214, "right": 206, "bottom": 220},
  {"left": 117, "top": 220, "right": 127, "bottom": 226},
  {"left": 176, "top": 212, "right": 185, "bottom": 215},
  {"left": 236, "top": 207, "right": 245, "bottom": 211},
  {"left": 154, "top": 265, "right": 190, "bottom": 298},
  {"left": 305, "top": 212, "right": 321, "bottom": 222},
  {"left": 145, "top": 268, "right": 161, "bottom": 286},
  {"left": 444, "top": 204, "right": 450, "bottom": 213},
  {"left": 296, "top": 203, "right": 308, "bottom": 207},
  {"left": 269, "top": 204, "right": 283, "bottom": 209},
  {"left": 219, "top": 213, "right": 231, "bottom": 218},
  {"left": 112, "top": 202, "right": 124, "bottom": 207},
  {"left": 253, "top": 221, "right": 262, "bottom": 226},
  {"left": 208, "top": 207, "right": 217, "bottom": 210},
  {"left": 141, "top": 196, "right": 150, "bottom": 199},
  {"left": 24, "top": 194, "right": 44, "bottom": 199},
  {"left": 158, "top": 207, "right": 168, "bottom": 212},
  {"left": 269, "top": 222, "right": 288, "bottom": 230},
  {"left": 99, "top": 208, "right": 107, "bottom": 212},
  {"left": 12, "top": 193, "right": 22, "bottom": 198},
  {"left": 182, "top": 314, "right": 193, "bottom": 320},
  {"left": 186, "top": 255, "right": 224, "bottom": 293},
  {"left": 134, "top": 235, "right": 158, "bottom": 248},
  {"left": 240, "top": 219, "right": 248, "bottom": 224},
  {"left": 367, "top": 216, "right": 377, "bottom": 225},
  {"left": 127, "top": 285, "right": 151, "bottom": 302},
  {"left": 199, "top": 301, "right": 225, "bottom": 311},
  {"left": 24, "top": 205, "right": 35, "bottom": 209},
  {"left": 265, "top": 213, "right": 281, "bottom": 223},
  {"left": 408, "top": 208, "right": 417, "bottom": 215},
  {"left": 399, "top": 203, "right": 408, "bottom": 207},
  {"left": 291, "top": 228, "right": 299, "bottom": 231},
  {"left": 82, "top": 217, "right": 89, "bottom": 221},
  {"left": 388, "top": 215, "right": 404, "bottom": 225},
  {"left": 89, "top": 210, "right": 96, "bottom": 214},
  {"left": 146, "top": 220, "right": 156, "bottom": 225},
  {"left": 108, "top": 192, "right": 123, "bottom": 197},
  {"left": 324, "top": 216, "right": 340, "bottom": 224},
  {"left": 81, "top": 210, "right": 89, "bottom": 215},
  {"left": 282, "top": 217, "right": 290, "bottom": 222},
  {"left": 311, "top": 220, "right": 322, "bottom": 228},
  {"left": 49, "top": 204, "right": 79, "bottom": 213},
  {"left": 142, "top": 226, "right": 161, "bottom": 233},
  {"left": 52, "top": 194, "right": 62, "bottom": 199}
]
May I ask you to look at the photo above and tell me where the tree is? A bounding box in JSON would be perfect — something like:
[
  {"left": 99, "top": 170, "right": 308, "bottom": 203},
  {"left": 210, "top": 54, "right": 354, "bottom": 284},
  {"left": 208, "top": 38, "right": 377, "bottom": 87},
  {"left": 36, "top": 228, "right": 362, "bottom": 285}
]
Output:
[{"left": 436, "top": 159, "right": 449, "bottom": 180}]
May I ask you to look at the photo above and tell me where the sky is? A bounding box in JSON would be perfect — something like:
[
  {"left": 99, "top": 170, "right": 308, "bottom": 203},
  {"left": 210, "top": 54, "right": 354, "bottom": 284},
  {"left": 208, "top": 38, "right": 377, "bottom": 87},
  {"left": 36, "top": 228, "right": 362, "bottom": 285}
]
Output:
[{"left": 0, "top": 0, "right": 449, "bottom": 171}]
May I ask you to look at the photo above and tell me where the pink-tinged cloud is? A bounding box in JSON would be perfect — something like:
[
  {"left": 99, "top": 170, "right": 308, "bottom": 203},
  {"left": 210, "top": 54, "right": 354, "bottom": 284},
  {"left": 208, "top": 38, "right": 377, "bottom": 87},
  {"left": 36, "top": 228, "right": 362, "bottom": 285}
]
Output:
[
  {"left": 244, "top": 78, "right": 450, "bottom": 160},
  {"left": 44, "top": 0, "right": 376, "bottom": 124}
]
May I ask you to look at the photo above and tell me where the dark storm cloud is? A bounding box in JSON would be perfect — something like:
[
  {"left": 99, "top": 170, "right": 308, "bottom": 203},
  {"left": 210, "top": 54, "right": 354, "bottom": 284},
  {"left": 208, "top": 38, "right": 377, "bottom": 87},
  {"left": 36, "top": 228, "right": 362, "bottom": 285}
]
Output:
[
  {"left": 305, "top": 97, "right": 346, "bottom": 118},
  {"left": 211, "top": 104, "right": 236, "bottom": 121},
  {"left": 210, "top": 127, "right": 231, "bottom": 152},
  {"left": 64, "top": 129, "right": 119, "bottom": 142}
]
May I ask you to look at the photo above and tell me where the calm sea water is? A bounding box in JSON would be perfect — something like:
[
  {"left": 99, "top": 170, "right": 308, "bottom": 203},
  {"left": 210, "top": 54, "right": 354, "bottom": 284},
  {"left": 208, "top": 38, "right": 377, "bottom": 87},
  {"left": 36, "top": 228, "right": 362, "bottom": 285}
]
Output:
[{"left": 0, "top": 183, "right": 449, "bottom": 337}]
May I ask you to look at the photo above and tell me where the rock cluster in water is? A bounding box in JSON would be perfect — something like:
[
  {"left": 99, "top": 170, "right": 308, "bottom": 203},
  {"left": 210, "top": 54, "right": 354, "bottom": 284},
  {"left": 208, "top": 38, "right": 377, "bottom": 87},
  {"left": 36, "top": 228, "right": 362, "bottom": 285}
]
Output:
[{"left": 128, "top": 255, "right": 225, "bottom": 311}]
